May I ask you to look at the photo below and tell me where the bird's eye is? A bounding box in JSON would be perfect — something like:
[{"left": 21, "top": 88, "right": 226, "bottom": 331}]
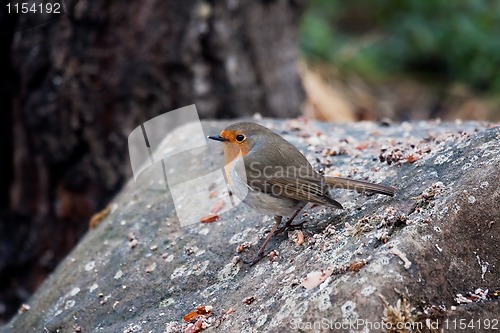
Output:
[{"left": 235, "top": 134, "right": 245, "bottom": 142}]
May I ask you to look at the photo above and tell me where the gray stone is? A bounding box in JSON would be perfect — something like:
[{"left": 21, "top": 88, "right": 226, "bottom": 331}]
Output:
[{"left": 2, "top": 120, "right": 499, "bottom": 333}]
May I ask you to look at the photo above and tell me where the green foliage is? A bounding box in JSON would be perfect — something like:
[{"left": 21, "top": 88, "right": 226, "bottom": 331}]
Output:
[{"left": 299, "top": 0, "right": 500, "bottom": 92}]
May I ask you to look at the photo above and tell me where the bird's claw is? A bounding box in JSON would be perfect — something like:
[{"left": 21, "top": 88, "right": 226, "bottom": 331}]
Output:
[
  {"left": 242, "top": 252, "right": 265, "bottom": 266},
  {"left": 276, "top": 220, "right": 308, "bottom": 234}
]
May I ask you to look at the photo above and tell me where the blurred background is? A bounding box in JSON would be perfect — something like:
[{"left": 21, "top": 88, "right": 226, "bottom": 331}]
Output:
[
  {"left": 0, "top": 0, "right": 499, "bottom": 325},
  {"left": 299, "top": 0, "right": 500, "bottom": 122}
]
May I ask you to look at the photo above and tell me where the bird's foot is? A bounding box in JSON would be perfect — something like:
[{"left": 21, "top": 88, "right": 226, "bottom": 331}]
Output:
[
  {"left": 242, "top": 252, "right": 265, "bottom": 266},
  {"left": 276, "top": 219, "right": 308, "bottom": 234}
]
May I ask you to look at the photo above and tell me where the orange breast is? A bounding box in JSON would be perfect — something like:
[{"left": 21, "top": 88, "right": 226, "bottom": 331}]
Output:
[
  {"left": 220, "top": 129, "right": 251, "bottom": 188},
  {"left": 223, "top": 143, "right": 241, "bottom": 188}
]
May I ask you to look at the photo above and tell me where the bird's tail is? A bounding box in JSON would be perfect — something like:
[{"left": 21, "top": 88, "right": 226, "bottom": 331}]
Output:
[{"left": 325, "top": 176, "right": 395, "bottom": 196}]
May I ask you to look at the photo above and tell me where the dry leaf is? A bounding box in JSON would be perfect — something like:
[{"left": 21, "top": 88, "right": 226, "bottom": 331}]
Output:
[
  {"left": 406, "top": 154, "right": 418, "bottom": 163},
  {"left": 348, "top": 260, "right": 367, "bottom": 272},
  {"left": 243, "top": 296, "right": 256, "bottom": 305},
  {"left": 145, "top": 262, "right": 157, "bottom": 273},
  {"left": 236, "top": 242, "right": 252, "bottom": 253},
  {"left": 210, "top": 199, "right": 225, "bottom": 214},
  {"left": 293, "top": 230, "right": 304, "bottom": 246},
  {"left": 89, "top": 206, "right": 111, "bottom": 229},
  {"left": 355, "top": 142, "right": 369, "bottom": 150},
  {"left": 183, "top": 305, "right": 213, "bottom": 323},
  {"left": 302, "top": 267, "right": 333, "bottom": 289},
  {"left": 200, "top": 214, "right": 219, "bottom": 223},
  {"left": 184, "top": 317, "right": 204, "bottom": 333}
]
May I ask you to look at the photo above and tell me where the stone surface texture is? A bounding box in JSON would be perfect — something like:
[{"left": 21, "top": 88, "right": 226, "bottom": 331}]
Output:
[{"left": 3, "top": 119, "right": 499, "bottom": 333}]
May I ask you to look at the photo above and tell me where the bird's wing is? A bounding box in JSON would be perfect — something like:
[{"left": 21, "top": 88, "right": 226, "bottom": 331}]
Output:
[
  {"left": 270, "top": 177, "right": 343, "bottom": 209},
  {"left": 244, "top": 169, "right": 343, "bottom": 209},
  {"left": 239, "top": 140, "right": 343, "bottom": 209}
]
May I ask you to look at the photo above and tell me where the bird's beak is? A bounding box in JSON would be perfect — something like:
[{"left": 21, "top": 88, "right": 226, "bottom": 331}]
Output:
[{"left": 208, "top": 135, "right": 227, "bottom": 142}]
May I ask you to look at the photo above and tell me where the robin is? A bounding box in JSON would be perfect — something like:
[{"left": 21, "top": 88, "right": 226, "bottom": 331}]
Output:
[{"left": 208, "top": 122, "right": 395, "bottom": 264}]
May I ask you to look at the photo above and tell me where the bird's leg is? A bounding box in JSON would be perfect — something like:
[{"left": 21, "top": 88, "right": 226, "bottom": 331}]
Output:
[
  {"left": 243, "top": 215, "right": 282, "bottom": 266},
  {"left": 276, "top": 204, "right": 307, "bottom": 234},
  {"left": 284, "top": 220, "right": 309, "bottom": 231}
]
